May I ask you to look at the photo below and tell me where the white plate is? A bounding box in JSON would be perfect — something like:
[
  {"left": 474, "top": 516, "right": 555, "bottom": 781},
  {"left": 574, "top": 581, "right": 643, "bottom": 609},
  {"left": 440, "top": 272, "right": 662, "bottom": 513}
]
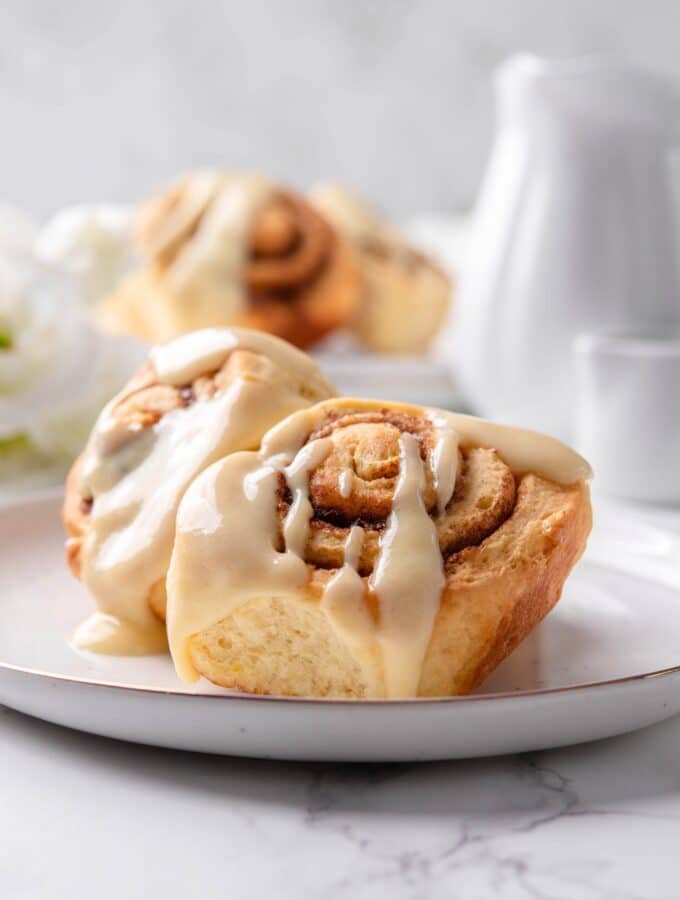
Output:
[{"left": 0, "top": 492, "right": 679, "bottom": 762}]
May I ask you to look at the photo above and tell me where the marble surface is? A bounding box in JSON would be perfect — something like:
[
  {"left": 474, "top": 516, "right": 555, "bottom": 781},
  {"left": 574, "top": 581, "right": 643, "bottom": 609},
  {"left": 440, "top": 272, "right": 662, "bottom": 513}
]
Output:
[
  {"left": 1, "top": 497, "right": 679, "bottom": 898},
  {"left": 1, "top": 704, "right": 679, "bottom": 899}
]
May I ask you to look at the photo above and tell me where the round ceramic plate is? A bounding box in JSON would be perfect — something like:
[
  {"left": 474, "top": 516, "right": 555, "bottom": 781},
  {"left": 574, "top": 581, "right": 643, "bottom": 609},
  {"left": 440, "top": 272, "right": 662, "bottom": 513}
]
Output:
[{"left": 0, "top": 491, "right": 679, "bottom": 762}]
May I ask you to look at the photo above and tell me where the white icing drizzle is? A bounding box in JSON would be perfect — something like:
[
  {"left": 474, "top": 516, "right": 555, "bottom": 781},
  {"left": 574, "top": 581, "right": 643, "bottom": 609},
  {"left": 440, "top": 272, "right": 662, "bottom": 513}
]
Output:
[
  {"left": 320, "top": 526, "right": 380, "bottom": 690},
  {"left": 427, "top": 411, "right": 459, "bottom": 515},
  {"left": 165, "top": 174, "right": 275, "bottom": 329},
  {"left": 343, "top": 525, "right": 364, "bottom": 570},
  {"left": 150, "top": 328, "right": 238, "bottom": 384},
  {"left": 368, "top": 433, "right": 445, "bottom": 698},
  {"left": 282, "top": 439, "right": 332, "bottom": 557},
  {"left": 74, "top": 327, "right": 333, "bottom": 656},
  {"left": 321, "top": 526, "right": 374, "bottom": 642},
  {"left": 321, "top": 525, "right": 364, "bottom": 635},
  {"left": 338, "top": 467, "right": 353, "bottom": 499},
  {"left": 443, "top": 410, "right": 592, "bottom": 484}
]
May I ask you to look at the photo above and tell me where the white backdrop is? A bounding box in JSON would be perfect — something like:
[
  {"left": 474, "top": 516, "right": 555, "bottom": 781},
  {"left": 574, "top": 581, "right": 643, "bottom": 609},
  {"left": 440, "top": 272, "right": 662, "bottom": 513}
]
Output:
[{"left": 1, "top": 0, "right": 679, "bottom": 217}]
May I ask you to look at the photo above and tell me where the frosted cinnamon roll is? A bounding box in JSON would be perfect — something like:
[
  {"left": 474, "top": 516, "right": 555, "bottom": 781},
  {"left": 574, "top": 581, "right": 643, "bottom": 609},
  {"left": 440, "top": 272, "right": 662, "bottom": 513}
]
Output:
[
  {"left": 62, "top": 327, "right": 335, "bottom": 655},
  {"left": 100, "top": 172, "right": 360, "bottom": 348},
  {"left": 167, "top": 398, "right": 592, "bottom": 698},
  {"left": 309, "top": 185, "right": 451, "bottom": 354}
]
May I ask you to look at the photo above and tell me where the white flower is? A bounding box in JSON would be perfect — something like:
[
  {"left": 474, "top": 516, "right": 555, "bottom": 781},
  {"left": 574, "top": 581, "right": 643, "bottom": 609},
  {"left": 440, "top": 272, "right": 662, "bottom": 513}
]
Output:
[
  {"left": 35, "top": 204, "right": 136, "bottom": 306},
  {"left": 0, "top": 251, "right": 145, "bottom": 473}
]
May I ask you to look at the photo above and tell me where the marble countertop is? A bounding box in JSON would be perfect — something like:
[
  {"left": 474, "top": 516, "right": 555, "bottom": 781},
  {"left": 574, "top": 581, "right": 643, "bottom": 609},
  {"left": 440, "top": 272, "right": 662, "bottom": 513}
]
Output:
[{"left": 2, "top": 498, "right": 679, "bottom": 899}]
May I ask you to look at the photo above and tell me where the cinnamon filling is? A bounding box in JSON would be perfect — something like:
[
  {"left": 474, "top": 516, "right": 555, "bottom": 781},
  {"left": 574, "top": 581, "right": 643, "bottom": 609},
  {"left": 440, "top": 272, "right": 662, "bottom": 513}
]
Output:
[
  {"left": 139, "top": 177, "right": 333, "bottom": 303},
  {"left": 247, "top": 194, "right": 331, "bottom": 293},
  {"left": 275, "top": 415, "right": 516, "bottom": 575}
]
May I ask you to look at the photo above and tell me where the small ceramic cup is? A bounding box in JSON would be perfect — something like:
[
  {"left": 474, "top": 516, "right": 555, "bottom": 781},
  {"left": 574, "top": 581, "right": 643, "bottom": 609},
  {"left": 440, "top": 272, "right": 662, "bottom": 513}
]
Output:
[{"left": 573, "top": 331, "right": 680, "bottom": 503}]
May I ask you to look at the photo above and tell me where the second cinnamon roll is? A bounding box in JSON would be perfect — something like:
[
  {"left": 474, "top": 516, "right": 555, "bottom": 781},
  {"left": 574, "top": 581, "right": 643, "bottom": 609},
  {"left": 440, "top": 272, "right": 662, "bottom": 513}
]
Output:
[
  {"left": 100, "top": 172, "right": 360, "bottom": 348},
  {"left": 62, "top": 327, "right": 335, "bottom": 655}
]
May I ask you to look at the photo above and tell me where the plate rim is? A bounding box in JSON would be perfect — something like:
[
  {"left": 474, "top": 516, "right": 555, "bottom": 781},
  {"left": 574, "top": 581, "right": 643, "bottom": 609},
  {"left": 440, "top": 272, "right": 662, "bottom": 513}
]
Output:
[
  {"left": 1, "top": 489, "right": 680, "bottom": 707},
  {"left": 2, "top": 658, "right": 679, "bottom": 707}
]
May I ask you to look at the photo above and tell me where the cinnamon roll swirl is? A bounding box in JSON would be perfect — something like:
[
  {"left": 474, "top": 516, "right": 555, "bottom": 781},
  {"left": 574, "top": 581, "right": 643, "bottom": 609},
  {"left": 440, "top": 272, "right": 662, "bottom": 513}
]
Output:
[
  {"left": 309, "top": 185, "right": 452, "bottom": 354},
  {"left": 167, "top": 398, "right": 592, "bottom": 698},
  {"left": 62, "top": 328, "right": 335, "bottom": 655},
  {"left": 99, "top": 173, "right": 360, "bottom": 349}
]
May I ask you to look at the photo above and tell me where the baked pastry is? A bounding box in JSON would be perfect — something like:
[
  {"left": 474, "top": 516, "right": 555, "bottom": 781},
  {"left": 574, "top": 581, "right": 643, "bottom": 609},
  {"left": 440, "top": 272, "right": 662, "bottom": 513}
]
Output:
[
  {"left": 62, "top": 327, "right": 335, "bottom": 654},
  {"left": 309, "top": 184, "right": 451, "bottom": 354},
  {"left": 167, "top": 398, "right": 592, "bottom": 698},
  {"left": 99, "top": 172, "right": 360, "bottom": 348}
]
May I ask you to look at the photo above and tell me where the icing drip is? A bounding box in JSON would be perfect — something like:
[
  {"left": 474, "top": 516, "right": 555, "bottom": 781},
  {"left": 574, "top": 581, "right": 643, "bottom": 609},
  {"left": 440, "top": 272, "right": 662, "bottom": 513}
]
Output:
[
  {"left": 321, "top": 526, "right": 373, "bottom": 641},
  {"left": 427, "top": 411, "right": 459, "bottom": 515},
  {"left": 71, "top": 611, "right": 168, "bottom": 656},
  {"left": 282, "top": 440, "right": 332, "bottom": 557},
  {"left": 320, "top": 526, "right": 379, "bottom": 688},
  {"left": 338, "top": 467, "right": 353, "bottom": 499},
  {"left": 368, "top": 433, "right": 445, "bottom": 698}
]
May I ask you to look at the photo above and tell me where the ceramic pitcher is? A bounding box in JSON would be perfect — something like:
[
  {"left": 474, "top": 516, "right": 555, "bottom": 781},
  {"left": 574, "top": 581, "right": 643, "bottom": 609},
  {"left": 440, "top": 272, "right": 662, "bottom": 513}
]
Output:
[{"left": 454, "top": 55, "right": 680, "bottom": 439}]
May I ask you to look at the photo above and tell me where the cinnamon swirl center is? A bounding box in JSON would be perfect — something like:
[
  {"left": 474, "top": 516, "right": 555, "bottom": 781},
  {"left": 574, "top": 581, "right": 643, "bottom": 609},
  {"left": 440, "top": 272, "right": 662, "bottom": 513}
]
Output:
[
  {"left": 272, "top": 408, "right": 517, "bottom": 575},
  {"left": 247, "top": 193, "right": 331, "bottom": 293}
]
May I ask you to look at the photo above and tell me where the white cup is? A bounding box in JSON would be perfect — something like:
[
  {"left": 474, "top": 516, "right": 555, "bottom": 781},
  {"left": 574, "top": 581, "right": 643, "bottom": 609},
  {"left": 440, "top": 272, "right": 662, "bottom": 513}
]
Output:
[{"left": 573, "top": 331, "right": 680, "bottom": 503}]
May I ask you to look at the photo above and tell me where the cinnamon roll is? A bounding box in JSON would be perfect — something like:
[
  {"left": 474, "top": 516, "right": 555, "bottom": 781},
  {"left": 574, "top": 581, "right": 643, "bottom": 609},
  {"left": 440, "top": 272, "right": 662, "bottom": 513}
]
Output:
[
  {"left": 99, "top": 173, "right": 360, "bottom": 349},
  {"left": 62, "top": 327, "right": 335, "bottom": 654},
  {"left": 167, "top": 398, "right": 592, "bottom": 698},
  {"left": 309, "top": 185, "right": 452, "bottom": 354}
]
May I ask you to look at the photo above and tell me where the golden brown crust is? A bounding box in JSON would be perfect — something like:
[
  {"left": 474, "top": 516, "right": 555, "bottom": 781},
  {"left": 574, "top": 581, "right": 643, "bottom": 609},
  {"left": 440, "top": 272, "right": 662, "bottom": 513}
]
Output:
[
  {"left": 101, "top": 174, "right": 360, "bottom": 348},
  {"left": 419, "top": 477, "right": 591, "bottom": 696}
]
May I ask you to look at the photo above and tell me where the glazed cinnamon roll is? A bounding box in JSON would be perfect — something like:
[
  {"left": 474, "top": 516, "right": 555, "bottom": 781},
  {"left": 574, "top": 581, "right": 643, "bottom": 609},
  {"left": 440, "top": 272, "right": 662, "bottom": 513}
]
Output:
[
  {"left": 309, "top": 185, "right": 452, "bottom": 354},
  {"left": 167, "top": 398, "right": 592, "bottom": 698},
  {"left": 99, "top": 173, "right": 360, "bottom": 348},
  {"left": 62, "top": 328, "right": 335, "bottom": 655}
]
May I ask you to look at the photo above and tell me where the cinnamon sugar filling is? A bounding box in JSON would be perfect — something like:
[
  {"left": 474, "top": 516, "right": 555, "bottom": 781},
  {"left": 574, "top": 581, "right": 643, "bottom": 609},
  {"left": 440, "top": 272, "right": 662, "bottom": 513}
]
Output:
[{"left": 274, "top": 411, "right": 516, "bottom": 575}]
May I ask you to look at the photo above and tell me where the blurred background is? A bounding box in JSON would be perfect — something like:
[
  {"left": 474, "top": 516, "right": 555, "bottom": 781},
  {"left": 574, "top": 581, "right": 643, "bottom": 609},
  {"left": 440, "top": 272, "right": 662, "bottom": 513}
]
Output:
[
  {"left": 2, "top": 0, "right": 679, "bottom": 218},
  {"left": 2, "top": 0, "right": 680, "bottom": 502}
]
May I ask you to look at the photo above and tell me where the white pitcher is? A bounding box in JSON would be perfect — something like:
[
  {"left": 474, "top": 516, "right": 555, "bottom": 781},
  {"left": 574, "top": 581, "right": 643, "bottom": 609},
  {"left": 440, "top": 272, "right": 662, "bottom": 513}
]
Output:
[{"left": 454, "top": 55, "right": 680, "bottom": 439}]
